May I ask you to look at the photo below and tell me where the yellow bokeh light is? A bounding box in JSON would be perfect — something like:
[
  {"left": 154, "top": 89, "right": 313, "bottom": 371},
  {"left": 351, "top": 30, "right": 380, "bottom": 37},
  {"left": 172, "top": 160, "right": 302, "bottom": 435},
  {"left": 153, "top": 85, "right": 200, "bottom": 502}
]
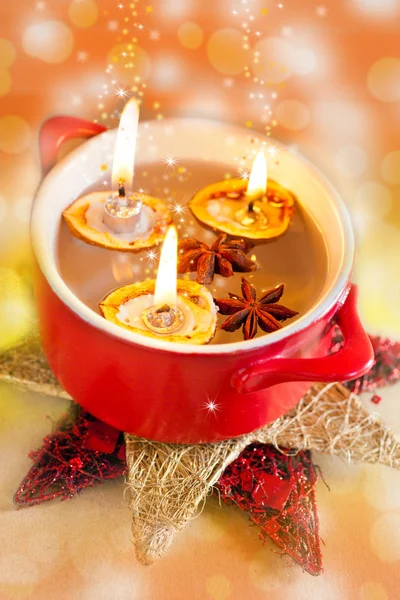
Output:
[
  {"left": 107, "top": 43, "right": 151, "bottom": 81},
  {"left": 381, "top": 150, "right": 400, "bottom": 184},
  {"left": 68, "top": 0, "right": 99, "bottom": 28},
  {"left": 367, "top": 57, "right": 400, "bottom": 102},
  {"left": 0, "top": 268, "right": 35, "bottom": 351},
  {"left": 207, "top": 29, "right": 247, "bottom": 75},
  {"left": 356, "top": 223, "right": 400, "bottom": 336},
  {"left": 0, "top": 39, "right": 16, "bottom": 68},
  {"left": 0, "top": 116, "right": 32, "bottom": 154},
  {"left": 0, "top": 70, "right": 11, "bottom": 97},
  {"left": 178, "top": 22, "right": 204, "bottom": 50}
]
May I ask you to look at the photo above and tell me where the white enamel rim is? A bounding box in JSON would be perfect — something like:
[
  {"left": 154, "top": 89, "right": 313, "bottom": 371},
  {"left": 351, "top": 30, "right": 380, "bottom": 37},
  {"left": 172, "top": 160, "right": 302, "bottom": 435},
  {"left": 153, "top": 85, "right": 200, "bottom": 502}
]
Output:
[{"left": 31, "top": 118, "right": 354, "bottom": 355}]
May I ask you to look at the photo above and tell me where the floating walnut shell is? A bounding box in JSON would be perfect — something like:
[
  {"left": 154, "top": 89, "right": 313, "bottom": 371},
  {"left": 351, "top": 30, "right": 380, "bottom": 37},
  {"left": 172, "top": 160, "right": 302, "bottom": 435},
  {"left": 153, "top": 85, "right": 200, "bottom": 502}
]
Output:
[
  {"left": 99, "top": 279, "right": 217, "bottom": 345},
  {"left": 189, "top": 178, "right": 295, "bottom": 241},
  {"left": 63, "top": 191, "right": 172, "bottom": 252}
]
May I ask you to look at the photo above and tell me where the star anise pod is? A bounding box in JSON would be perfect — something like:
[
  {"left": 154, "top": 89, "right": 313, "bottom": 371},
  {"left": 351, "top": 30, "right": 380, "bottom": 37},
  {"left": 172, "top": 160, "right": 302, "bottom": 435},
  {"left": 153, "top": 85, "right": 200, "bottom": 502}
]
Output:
[
  {"left": 214, "top": 278, "right": 298, "bottom": 340},
  {"left": 178, "top": 234, "right": 256, "bottom": 285}
]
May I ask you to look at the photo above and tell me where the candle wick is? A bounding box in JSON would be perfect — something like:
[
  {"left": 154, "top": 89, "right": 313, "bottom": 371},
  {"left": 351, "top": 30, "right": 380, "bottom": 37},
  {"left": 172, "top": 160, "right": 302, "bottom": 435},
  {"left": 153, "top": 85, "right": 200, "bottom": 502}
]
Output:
[
  {"left": 248, "top": 200, "right": 254, "bottom": 212},
  {"left": 156, "top": 304, "right": 171, "bottom": 313},
  {"left": 118, "top": 180, "right": 126, "bottom": 198}
]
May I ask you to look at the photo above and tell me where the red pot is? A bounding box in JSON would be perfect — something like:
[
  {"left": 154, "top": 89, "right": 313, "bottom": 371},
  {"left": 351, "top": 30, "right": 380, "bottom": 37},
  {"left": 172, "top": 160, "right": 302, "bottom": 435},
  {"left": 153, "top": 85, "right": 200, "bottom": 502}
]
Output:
[{"left": 31, "top": 117, "right": 373, "bottom": 443}]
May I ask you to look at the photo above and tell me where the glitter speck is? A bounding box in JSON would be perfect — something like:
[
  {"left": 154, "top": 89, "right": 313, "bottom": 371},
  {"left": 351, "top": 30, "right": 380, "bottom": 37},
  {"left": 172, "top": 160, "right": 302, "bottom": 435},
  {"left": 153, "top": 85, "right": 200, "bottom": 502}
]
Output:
[
  {"left": 143, "top": 249, "right": 158, "bottom": 263},
  {"left": 171, "top": 202, "right": 185, "bottom": 216},
  {"left": 113, "top": 86, "right": 129, "bottom": 99},
  {"left": 163, "top": 156, "right": 178, "bottom": 168},
  {"left": 203, "top": 396, "right": 220, "bottom": 415}
]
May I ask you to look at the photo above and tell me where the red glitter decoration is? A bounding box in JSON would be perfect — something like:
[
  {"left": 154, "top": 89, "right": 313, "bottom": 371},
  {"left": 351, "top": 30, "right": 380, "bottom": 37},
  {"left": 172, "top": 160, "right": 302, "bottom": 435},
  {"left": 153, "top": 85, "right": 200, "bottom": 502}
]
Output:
[
  {"left": 331, "top": 330, "right": 400, "bottom": 395},
  {"left": 14, "top": 407, "right": 126, "bottom": 507},
  {"left": 83, "top": 420, "right": 120, "bottom": 454},
  {"left": 371, "top": 395, "right": 382, "bottom": 405},
  {"left": 217, "top": 444, "right": 323, "bottom": 576}
]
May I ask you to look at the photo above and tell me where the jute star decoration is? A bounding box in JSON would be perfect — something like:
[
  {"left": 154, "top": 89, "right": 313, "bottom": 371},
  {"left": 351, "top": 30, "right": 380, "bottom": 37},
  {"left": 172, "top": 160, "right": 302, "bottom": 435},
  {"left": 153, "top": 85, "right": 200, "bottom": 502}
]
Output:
[{"left": 1, "top": 334, "right": 400, "bottom": 575}]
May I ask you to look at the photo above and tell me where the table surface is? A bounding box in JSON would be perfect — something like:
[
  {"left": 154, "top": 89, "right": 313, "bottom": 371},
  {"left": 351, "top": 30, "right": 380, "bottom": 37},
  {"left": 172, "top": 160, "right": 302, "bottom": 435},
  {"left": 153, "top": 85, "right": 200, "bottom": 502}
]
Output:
[
  {"left": 1, "top": 0, "right": 400, "bottom": 597},
  {"left": 0, "top": 381, "right": 399, "bottom": 600}
]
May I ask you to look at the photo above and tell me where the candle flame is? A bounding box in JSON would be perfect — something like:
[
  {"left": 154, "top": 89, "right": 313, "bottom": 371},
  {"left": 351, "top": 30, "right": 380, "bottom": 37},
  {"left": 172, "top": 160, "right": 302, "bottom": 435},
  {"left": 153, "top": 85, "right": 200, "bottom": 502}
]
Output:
[
  {"left": 246, "top": 150, "right": 267, "bottom": 199},
  {"left": 154, "top": 225, "right": 178, "bottom": 307},
  {"left": 111, "top": 98, "right": 140, "bottom": 194}
]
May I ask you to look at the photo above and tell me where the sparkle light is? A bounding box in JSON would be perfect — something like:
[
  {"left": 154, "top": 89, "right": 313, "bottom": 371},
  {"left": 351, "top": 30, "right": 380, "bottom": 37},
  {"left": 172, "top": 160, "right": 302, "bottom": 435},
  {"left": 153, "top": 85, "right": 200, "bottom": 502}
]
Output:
[
  {"left": 113, "top": 86, "right": 130, "bottom": 99},
  {"left": 267, "top": 145, "right": 278, "bottom": 157},
  {"left": 170, "top": 201, "right": 185, "bottom": 216},
  {"left": 76, "top": 51, "right": 88, "bottom": 63},
  {"left": 203, "top": 396, "right": 220, "bottom": 415},
  {"left": 163, "top": 156, "right": 178, "bottom": 168},
  {"left": 143, "top": 249, "right": 159, "bottom": 263},
  {"left": 108, "top": 21, "right": 119, "bottom": 31}
]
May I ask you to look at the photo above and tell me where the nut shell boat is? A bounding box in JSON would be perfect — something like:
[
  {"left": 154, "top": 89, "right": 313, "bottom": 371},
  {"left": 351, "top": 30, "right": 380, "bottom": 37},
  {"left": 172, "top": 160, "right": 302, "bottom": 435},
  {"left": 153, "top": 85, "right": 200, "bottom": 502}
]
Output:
[
  {"left": 189, "top": 178, "right": 295, "bottom": 241},
  {"left": 99, "top": 279, "right": 218, "bottom": 345},
  {"left": 63, "top": 191, "right": 172, "bottom": 252}
]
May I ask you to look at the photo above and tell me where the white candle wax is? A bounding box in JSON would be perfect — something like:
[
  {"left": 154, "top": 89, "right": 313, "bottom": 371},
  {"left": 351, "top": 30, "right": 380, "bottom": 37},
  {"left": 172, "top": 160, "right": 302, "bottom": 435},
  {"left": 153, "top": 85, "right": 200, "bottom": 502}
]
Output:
[
  {"left": 117, "top": 294, "right": 198, "bottom": 335},
  {"left": 85, "top": 199, "right": 155, "bottom": 242}
]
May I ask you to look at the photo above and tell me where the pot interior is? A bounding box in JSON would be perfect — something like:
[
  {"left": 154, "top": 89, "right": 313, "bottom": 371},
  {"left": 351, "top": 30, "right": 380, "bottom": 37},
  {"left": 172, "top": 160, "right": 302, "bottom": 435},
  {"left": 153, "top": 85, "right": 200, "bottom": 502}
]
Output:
[{"left": 31, "top": 118, "right": 353, "bottom": 354}]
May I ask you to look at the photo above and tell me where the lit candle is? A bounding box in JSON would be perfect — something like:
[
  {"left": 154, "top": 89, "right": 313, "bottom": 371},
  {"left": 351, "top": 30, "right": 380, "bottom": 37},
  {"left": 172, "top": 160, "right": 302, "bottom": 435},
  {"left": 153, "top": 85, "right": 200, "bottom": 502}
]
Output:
[
  {"left": 62, "top": 99, "right": 171, "bottom": 252},
  {"left": 142, "top": 226, "right": 184, "bottom": 334},
  {"left": 189, "top": 148, "right": 295, "bottom": 241},
  {"left": 99, "top": 225, "right": 218, "bottom": 344},
  {"left": 103, "top": 99, "right": 143, "bottom": 234},
  {"left": 235, "top": 150, "right": 269, "bottom": 228},
  {"left": 246, "top": 150, "right": 268, "bottom": 201},
  {"left": 153, "top": 225, "right": 178, "bottom": 307}
]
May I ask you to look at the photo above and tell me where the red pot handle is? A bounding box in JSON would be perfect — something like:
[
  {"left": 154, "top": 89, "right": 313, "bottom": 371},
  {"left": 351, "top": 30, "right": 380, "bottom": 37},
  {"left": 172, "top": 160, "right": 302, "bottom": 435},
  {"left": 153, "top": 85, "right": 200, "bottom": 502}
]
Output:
[
  {"left": 231, "top": 284, "right": 374, "bottom": 395},
  {"left": 39, "top": 116, "right": 107, "bottom": 175}
]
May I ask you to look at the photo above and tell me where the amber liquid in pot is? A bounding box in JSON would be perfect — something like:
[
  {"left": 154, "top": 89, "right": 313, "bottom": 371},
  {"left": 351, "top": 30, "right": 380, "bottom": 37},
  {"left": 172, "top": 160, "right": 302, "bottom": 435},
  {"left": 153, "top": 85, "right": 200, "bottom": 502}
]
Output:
[{"left": 57, "top": 160, "right": 328, "bottom": 344}]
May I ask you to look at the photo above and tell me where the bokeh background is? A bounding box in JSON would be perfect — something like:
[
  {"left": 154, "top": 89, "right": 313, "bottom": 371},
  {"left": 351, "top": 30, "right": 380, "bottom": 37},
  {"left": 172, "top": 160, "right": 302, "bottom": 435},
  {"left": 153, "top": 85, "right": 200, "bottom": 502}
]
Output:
[{"left": 0, "top": 1, "right": 400, "bottom": 598}]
